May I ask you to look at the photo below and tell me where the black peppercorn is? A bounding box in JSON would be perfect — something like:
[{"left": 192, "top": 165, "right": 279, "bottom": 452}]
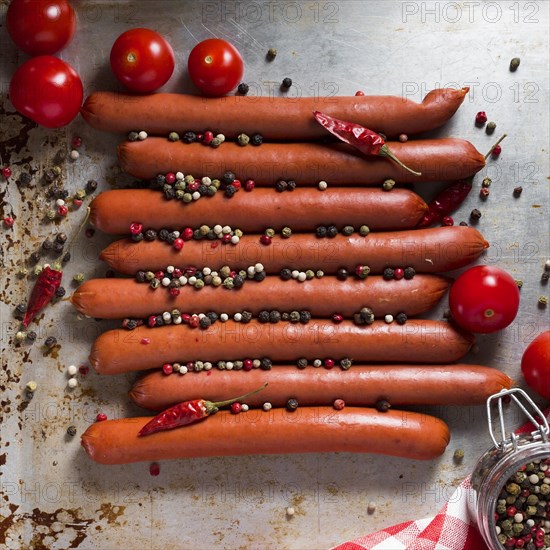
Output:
[
  {"left": 233, "top": 274, "right": 244, "bottom": 288},
  {"left": 192, "top": 229, "right": 202, "bottom": 240},
  {"left": 45, "top": 336, "right": 57, "bottom": 349},
  {"left": 131, "top": 233, "right": 144, "bottom": 243},
  {"left": 342, "top": 226, "right": 354, "bottom": 236},
  {"left": 198, "top": 184, "right": 209, "bottom": 196},
  {"left": 30, "top": 251, "right": 41, "bottom": 264},
  {"left": 286, "top": 398, "right": 299, "bottom": 411},
  {"left": 224, "top": 184, "right": 237, "bottom": 198},
  {"left": 168, "top": 231, "right": 179, "bottom": 243},
  {"left": 337, "top": 268, "right": 348, "bottom": 281},
  {"left": 15, "top": 303, "right": 27, "bottom": 316},
  {"left": 275, "top": 180, "right": 288, "bottom": 192},
  {"left": 183, "top": 131, "right": 197, "bottom": 143},
  {"left": 44, "top": 169, "right": 56, "bottom": 183},
  {"left": 26, "top": 331, "right": 37, "bottom": 342},
  {"left": 259, "top": 311, "right": 270, "bottom": 323},
  {"left": 396, "top": 312, "right": 408, "bottom": 325},
  {"left": 164, "top": 187, "right": 176, "bottom": 200},
  {"left": 155, "top": 315, "right": 164, "bottom": 327},
  {"left": 280, "top": 268, "right": 292, "bottom": 280},
  {"left": 56, "top": 232, "right": 67, "bottom": 244},
  {"left": 155, "top": 174, "right": 166, "bottom": 186},
  {"left": 289, "top": 311, "right": 300, "bottom": 323},
  {"left": 513, "top": 186, "right": 523, "bottom": 197},
  {"left": 281, "top": 312, "right": 290, "bottom": 321},
  {"left": 62, "top": 252, "right": 71, "bottom": 263},
  {"left": 199, "top": 317, "right": 211, "bottom": 329},
  {"left": 383, "top": 267, "right": 395, "bottom": 280},
  {"left": 404, "top": 267, "right": 416, "bottom": 280},
  {"left": 206, "top": 186, "right": 217, "bottom": 197},
  {"left": 287, "top": 180, "right": 297, "bottom": 191},
  {"left": 19, "top": 172, "right": 32, "bottom": 186},
  {"left": 53, "top": 242, "right": 65, "bottom": 254},
  {"left": 316, "top": 226, "right": 327, "bottom": 238},
  {"left": 237, "top": 82, "right": 249, "bottom": 95},
  {"left": 260, "top": 358, "right": 272, "bottom": 370},
  {"left": 269, "top": 311, "right": 281, "bottom": 323},
  {"left": 375, "top": 399, "right": 391, "bottom": 412},
  {"left": 126, "top": 319, "right": 138, "bottom": 330},
  {"left": 297, "top": 358, "right": 308, "bottom": 369},
  {"left": 85, "top": 179, "right": 98, "bottom": 194},
  {"left": 459, "top": 221, "right": 468, "bottom": 226},
  {"left": 222, "top": 171, "right": 236, "bottom": 185},
  {"left": 360, "top": 307, "right": 374, "bottom": 324},
  {"left": 281, "top": 77, "right": 292, "bottom": 88},
  {"left": 144, "top": 229, "right": 157, "bottom": 241},
  {"left": 205, "top": 311, "right": 217, "bottom": 323},
  {"left": 158, "top": 229, "right": 170, "bottom": 241},
  {"left": 241, "top": 311, "right": 253, "bottom": 323},
  {"left": 542, "top": 272, "right": 550, "bottom": 283},
  {"left": 250, "top": 133, "right": 263, "bottom": 146},
  {"left": 42, "top": 239, "right": 53, "bottom": 250},
  {"left": 66, "top": 426, "right": 77, "bottom": 437},
  {"left": 470, "top": 209, "right": 482, "bottom": 221},
  {"left": 55, "top": 286, "right": 66, "bottom": 298},
  {"left": 254, "top": 271, "right": 266, "bottom": 282},
  {"left": 327, "top": 225, "right": 338, "bottom": 238},
  {"left": 299, "top": 310, "right": 311, "bottom": 324}
]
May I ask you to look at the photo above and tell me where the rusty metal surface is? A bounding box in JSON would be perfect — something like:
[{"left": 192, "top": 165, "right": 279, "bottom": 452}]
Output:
[{"left": 1, "top": 1, "right": 549, "bottom": 548}]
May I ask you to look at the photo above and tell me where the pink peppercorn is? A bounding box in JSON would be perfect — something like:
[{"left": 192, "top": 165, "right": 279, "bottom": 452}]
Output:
[
  {"left": 2, "top": 167, "right": 12, "bottom": 179},
  {"left": 221, "top": 234, "right": 232, "bottom": 244},
  {"left": 162, "top": 363, "right": 173, "bottom": 375},
  {"left": 260, "top": 235, "right": 272, "bottom": 245},
  {"left": 355, "top": 91, "right": 365, "bottom": 96},
  {"left": 187, "top": 181, "right": 199, "bottom": 192},
  {"left": 202, "top": 131, "right": 214, "bottom": 145},
  {"left": 186, "top": 362, "right": 194, "bottom": 371},
  {"left": 504, "top": 538, "right": 516, "bottom": 548},
  {"left": 72, "top": 136, "right": 82, "bottom": 148},
  {"left": 79, "top": 365, "right": 89, "bottom": 376},
  {"left": 149, "top": 462, "right": 160, "bottom": 476},
  {"left": 324, "top": 359, "right": 335, "bottom": 369},
  {"left": 181, "top": 313, "right": 191, "bottom": 323},
  {"left": 173, "top": 238, "right": 185, "bottom": 250},
  {"left": 231, "top": 402, "right": 242, "bottom": 414},
  {"left": 393, "top": 268, "right": 405, "bottom": 280},
  {"left": 155, "top": 270, "right": 164, "bottom": 279},
  {"left": 185, "top": 267, "right": 197, "bottom": 277},
  {"left": 182, "top": 227, "right": 194, "bottom": 241},
  {"left": 3, "top": 216, "right": 14, "bottom": 228},
  {"left": 189, "top": 315, "right": 199, "bottom": 328},
  {"left": 140, "top": 338, "right": 151, "bottom": 345},
  {"left": 58, "top": 205, "right": 68, "bottom": 216},
  {"left": 332, "top": 313, "right": 344, "bottom": 324},
  {"left": 442, "top": 216, "right": 454, "bottom": 226},
  {"left": 475, "top": 111, "right": 487, "bottom": 125},
  {"left": 173, "top": 268, "right": 182, "bottom": 277},
  {"left": 148, "top": 315, "right": 157, "bottom": 327},
  {"left": 333, "top": 399, "right": 345, "bottom": 410},
  {"left": 96, "top": 413, "right": 107, "bottom": 422},
  {"left": 232, "top": 179, "right": 241, "bottom": 190},
  {"left": 243, "top": 359, "right": 253, "bottom": 371},
  {"left": 169, "top": 287, "right": 180, "bottom": 297},
  {"left": 491, "top": 144, "right": 502, "bottom": 157},
  {"left": 73, "top": 198, "right": 83, "bottom": 208},
  {"left": 129, "top": 222, "right": 143, "bottom": 235},
  {"left": 398, "top": 134, "right": 408, "bottom": 142},
  {"left": 506, "top": 506, "right": 517, "bottom": 517},
  {"left": 515, "top": 539, "right": 525, "bottom": 548},
  {"left": 480, "top": 188, "right": 490, "bottom": 200},
  {"left": 245, "top": 179, "right": 255, "bottom": 191},
  {"left": 165, "top": 172, "right": 176, "bottom": 184}
]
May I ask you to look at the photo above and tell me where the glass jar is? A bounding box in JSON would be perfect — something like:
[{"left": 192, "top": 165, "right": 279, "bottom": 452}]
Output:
[{"left": 469, "top": 388, "right": 550, "bottom": 549}]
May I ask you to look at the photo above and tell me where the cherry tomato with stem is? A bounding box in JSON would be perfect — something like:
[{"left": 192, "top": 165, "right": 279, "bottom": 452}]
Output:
[
  {"left": 521, "top": 331, "right": 550, "bottom": 399},
  {"left": 449, "top": 265, "right": 520, "bottom": 334},
  {"left": 187, "top": 38, "right": 244, "bottom": 97},
  {"left": 9, "top": 55, "right": 83, "bottom": 128},
  {"left": 110, "top": 28, "right": 175, "bottom": 93},
  {"left": 7, "top": 0, "right": 76, "bottom": 56}
]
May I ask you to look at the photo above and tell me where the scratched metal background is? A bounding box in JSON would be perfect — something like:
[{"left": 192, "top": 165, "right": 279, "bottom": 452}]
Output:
[{"left": 1, "top": 1, "right": 549, "bottom": 548}]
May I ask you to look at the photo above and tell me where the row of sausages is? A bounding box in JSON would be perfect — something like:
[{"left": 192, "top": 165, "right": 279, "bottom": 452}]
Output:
[{"left": 79, "top": 89, "right": 511, "bottom": 465}]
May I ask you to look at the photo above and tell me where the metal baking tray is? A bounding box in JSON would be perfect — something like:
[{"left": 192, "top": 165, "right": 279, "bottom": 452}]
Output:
[{"left": 1, "top": 1, "right": 549, "bottom": 548}]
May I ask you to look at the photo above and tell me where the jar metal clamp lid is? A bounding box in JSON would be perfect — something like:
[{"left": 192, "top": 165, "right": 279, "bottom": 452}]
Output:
[{"left": 470, "top": 388, "right": 550, "bottom": 549}]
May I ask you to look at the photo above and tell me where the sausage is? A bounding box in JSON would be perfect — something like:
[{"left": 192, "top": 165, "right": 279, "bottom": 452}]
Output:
[
  {"left": 81, "top": 407, "right": 451, "bottom": 464},
  {"left": 130, "top": 364, "right": 513, "bottom": 411},
  {"left": 89, "top": 188, "right": 428, "bottom": 235},
  {"left": 99, "top": 226, "right": 489, "bottom": 276},
  {"left": 118, "top": 138, "right": 485, "bottom": 183},
  {"left": 89, "top": 320, "right": 474, "bottom": 375},
  {"left": 71, "top": 274, "right": 449, "bottom": 320},
  {"left": 81, "top": 87, "right": 469, "bottom": 140}
]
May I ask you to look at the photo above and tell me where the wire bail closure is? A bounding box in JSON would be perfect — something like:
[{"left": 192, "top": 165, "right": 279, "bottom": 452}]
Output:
[{"left": 486, "top": 388, "right": 549, "bottom": 452}]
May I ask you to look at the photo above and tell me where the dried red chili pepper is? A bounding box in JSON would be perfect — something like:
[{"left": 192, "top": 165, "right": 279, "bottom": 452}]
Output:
[
  {"left": 23, "top": 266, "right": 62, "bottom": 327},
  {"left": 417, "top": 179, "right": 473, "bottom": 228},
  {"left": 313, "top": 111, "right": 421, "bottom": 176},
  {"left": 138, "top": 383, "right": 268, "bottom": 437}
]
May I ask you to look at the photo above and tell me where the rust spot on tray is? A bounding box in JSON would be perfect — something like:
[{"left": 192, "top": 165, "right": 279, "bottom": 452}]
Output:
[{"left": 95, "top": 503, "right": 126, "bottom": 525}]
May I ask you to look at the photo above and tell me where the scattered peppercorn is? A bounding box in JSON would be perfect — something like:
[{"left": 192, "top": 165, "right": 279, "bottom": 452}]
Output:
[
  {"left": 251, "top": 133, "right": 263, "bottom": 146},
  {"left": 237, "top": 133, "right": 250, "bottom": 146},
  {"left": 55, "top": 286, "right": 66, "bottom": 298},
  {"left": 337, "top": 268, "right": 348, "bottom": 281},
  {"left": 26, "top": 331, "right": 37, "bottom": 342},
  {"left": 183, "top": 131, "right": 196, "bottom": 144},
  {"left": 260, "top": 358, "right": 272, "bottom": 371},
  {"left": 333, "top": 399, "right": 345, "bottom": 410},
  {"left": 395, "top": 312, "right": 407, "bottom": 325},
  {"left": 286, "top": 398, "right": 299, "bottom": 411},
  {"left": 375, "top": 399, "right": 391, "bottom": 412},
  {"left": 327, "top": 225, "right": 338, "bottom": 238},
  {"left": 509, "top": 57, "right": 520, "bottom": 71},
  {"left": 382, "top": 179, "right": 396, "bottom": 191},
  {"left": 342, "top": 225, "right": 354, "bottom": 236},
  {"left": 340, "top": 358, "right": 352, "bottom": 370},
  {"left": 266, "top": 48, "right": 277, "bottom": 60},
  {"left": 486, "top": 121, "right": 496, "bottom": 135},
  {"left": 275, "top": 179, "right": 288, "bottom": 192},
  {"left": 383, "top": 267, "right": 395, "bottom": 280},
  {"left": 453, "top": 449, "right": 465, "bottom": 463},
  {"left": 86, "top": 180, "right": 98, "bottom": 194},
  {"left": 403, "top": 267, "right": 416, "bottom": 280},
  {"left": 297, "top": 358, "right": 308, "bottom": 369},
  {"left": 237, "top": 83, "right": 249, "bottom": 95},
  {"left": 538, "top": 296, "right": 548, "bottom": 307},
  {"left": 44, "top": 336, "right": 57, "bottom": 349},
  {"left": 66, "top": 425, "right": 77, "bottom": 437},
  {"left": 359, "top": 225, "right": 370, "bottom": 237},
  {"left": 168, "top": 132, "right": 179, "bottom": 142},
  {"left": 513, "top": 186, "right": 523, "bottom": 197},
  {"left": 281, "top": 77, "right": 292, "bottom": 89},
  {"left": 475, "top": 111, "right": 488, "bottom": 125},
  {"left": 73, "top": 273, "right": 85, "bottom": 284},
  {"left": 470, "top": 208, "right": 482, "bottom": 221},
  {"left": 480, "top": 187, "right": 490, "bottom": 200},
  {"left": 316, "top": 226, "right": 327, "bottom": 238},
  {"left": 482, "top": 177, "right": 492, "bottom": 188}
]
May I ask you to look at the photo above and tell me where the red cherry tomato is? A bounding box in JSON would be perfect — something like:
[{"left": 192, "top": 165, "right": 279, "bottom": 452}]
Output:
[
  {"left": 187, "top": 38, "right": 244, "bottom": 96},
  {"left": 110, "top": 28, "right": 175, "bottom": 93},
  {"left": 7, "top": 0, "right": 76, "bottom": 56},
  {"left": 521, "top": 331, "right": 550, "bottom": 399},
  {"left": 449, "top": 266, "right": 520, "bottom": 333},
  {"left": 9, "top": 56, "right": 83, "bottom": 128}
]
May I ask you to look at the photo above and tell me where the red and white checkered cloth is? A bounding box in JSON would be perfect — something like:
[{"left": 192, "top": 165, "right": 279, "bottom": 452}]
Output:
[{"left": 332, "top": 408, "right": 549, "bottom": 550}]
